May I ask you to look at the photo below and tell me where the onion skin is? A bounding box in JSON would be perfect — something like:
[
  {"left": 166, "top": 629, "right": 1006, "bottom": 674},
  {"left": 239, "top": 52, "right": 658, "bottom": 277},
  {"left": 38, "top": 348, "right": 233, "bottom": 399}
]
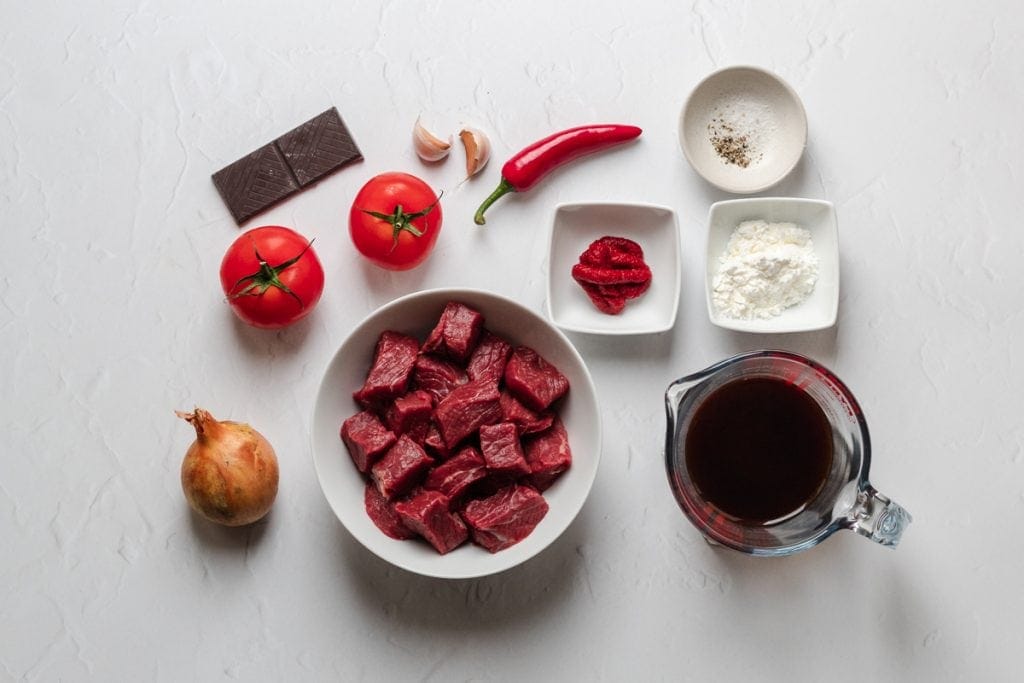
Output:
[{"left": 177, "top": 408, "right": 279, "bottom": 526}]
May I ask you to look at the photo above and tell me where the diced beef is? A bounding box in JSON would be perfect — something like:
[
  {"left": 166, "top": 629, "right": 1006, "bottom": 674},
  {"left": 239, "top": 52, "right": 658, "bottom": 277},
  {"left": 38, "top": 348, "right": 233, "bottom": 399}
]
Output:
[
  {"left": 412, "top": 354, "right": 467, "bottom": 402},
  {"left": 523, "top": 416, "right": 572, "bottom": 491},
  {"left": 433, "top": 379, "right": 502, "bottom": 448},
  {"left": 341, "top": 411, "right": 396, "bottom": 473},
  {"left": 423, "top": 423, "right": 452, "bottom": 461},
  {"left": 422, "top": 301, "right": 484, "bottom": 362},
  {"left": 479, "top": 422, "right": 531, "bottom": 478},
  {"left": 394, "top": 489, "right": 468, "bottom": 554},
  {"left": 466, "top": 472, "right": 513, "bottom": 502},
  {"left": 499, "top": 390, "right": 555, "bottom": 436},
  {"left": 461, "top": 484, "right": 550, "bottom": 553},
  {"left": 466, "top": 330, "right": 512, "bottom": 383},
  {"left": 363, "top": 481, "right": 415, "bottom": 540},
  {"left": 503, "top": 346, "right": 570, "bottom": 411},
  {"left": 353, "top": 331, "right": 420, "bottom": 408},
  {"left": 424, "top": 446, "right": 488, "bottom": 503},
  {"left": 384, "top": 390, "right": 433, "bottom": 438},
  {"left": 370, "top": 435, "right": 434, "bottom": 500},
  {"left": 347, "top": 302, "right": 576, "bottom": 555}
]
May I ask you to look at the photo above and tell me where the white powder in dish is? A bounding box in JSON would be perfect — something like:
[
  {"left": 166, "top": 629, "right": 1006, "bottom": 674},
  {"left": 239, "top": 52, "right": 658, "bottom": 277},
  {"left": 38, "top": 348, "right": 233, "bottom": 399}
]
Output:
[{"left": 712, "top": 220, "right": 818, "bottom": 319}]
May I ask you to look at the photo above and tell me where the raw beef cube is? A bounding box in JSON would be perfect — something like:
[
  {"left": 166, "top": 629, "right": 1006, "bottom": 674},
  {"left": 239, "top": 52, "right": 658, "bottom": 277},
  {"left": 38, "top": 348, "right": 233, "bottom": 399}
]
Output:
[
  {"left": 504, "top": 346, "right": 570, "bottom": 411},
  {"left": 341, "top": 411, "right": 396, "bottom": 473},
  {"left": 524, "top": 416, "right": 572, "bottom": 491},
  {"left": 423, "top": 423, "right": 452, "bottom": 460},
  {"left": 479, "top": 422, "right": 531, "bottom": 478},
  {"left": 371, "top": 435, "right": 434, "bottom": 500},
  {"left": 363, "top": 481, "right": 415, "bottom": 540},
  {"left": 353, "top": 331, "right": 420, "bottom": 408},
  {"left": 466, "top": 330, "right": 512, "bottom": 383},
  {"left": 462, "top": 484, "right": 550, "bottom": 553},
  {"left": 433, "top": 379, "right": 503, "bottom": 448},
  {"left": 384, "top": 390, "right": 433, "bottom": 438},
  {"left": 465, "top": 472, "right": 514, "bottom": 502},
  {"left": 500, "top": 390, "right": 555, "bottom": 436},
  {"left": 412, "top": 354, "right": 467, "bottom": 402},
  {"left": 422, "top": 301, "right": 484, "bottom": 362},
  {"left": 424, "top": 446, "right": 488, "bottom": 502},
  {"left": 394, "top": 489, "right": 468, "bottom": 554}
]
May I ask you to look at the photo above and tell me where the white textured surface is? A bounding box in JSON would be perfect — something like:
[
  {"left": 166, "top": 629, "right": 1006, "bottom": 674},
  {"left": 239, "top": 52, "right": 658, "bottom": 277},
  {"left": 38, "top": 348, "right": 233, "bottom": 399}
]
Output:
[{"left": 2, "top": 1, "right": 1021, "bottom": 680}]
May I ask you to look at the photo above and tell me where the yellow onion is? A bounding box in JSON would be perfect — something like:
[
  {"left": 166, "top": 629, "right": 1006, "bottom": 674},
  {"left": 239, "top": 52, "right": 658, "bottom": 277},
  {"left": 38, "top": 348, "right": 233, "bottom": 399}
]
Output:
[{"left": 176, "top": 408, "right": 279, "bottom": 526}]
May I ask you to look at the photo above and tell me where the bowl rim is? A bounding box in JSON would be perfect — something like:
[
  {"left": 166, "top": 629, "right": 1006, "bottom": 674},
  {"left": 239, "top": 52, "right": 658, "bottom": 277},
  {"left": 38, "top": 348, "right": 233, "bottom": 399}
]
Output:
[
  {"left": 546, "top": 200, "right": 681, "bottom": 336},
  {"left": 310, "top": 286, "right": 603, "bottom": 579},
  {"left": 703, "top": 197, "right": 839, "bottom": 333},
  {"left": 679, "top": 64, "right": 808, "bottom": 194}
]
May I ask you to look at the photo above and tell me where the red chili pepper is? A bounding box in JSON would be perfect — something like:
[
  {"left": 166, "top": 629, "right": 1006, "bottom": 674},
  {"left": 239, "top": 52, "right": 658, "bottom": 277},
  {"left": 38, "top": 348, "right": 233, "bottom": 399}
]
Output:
[{"left": 473, "top": 124, "right": 642, "bottom": 225}]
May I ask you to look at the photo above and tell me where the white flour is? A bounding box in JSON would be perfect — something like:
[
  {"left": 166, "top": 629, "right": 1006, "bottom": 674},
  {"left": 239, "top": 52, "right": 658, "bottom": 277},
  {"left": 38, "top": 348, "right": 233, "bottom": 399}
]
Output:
[{"left": 712, "top": 220, "right": 818, "bottom": 319}]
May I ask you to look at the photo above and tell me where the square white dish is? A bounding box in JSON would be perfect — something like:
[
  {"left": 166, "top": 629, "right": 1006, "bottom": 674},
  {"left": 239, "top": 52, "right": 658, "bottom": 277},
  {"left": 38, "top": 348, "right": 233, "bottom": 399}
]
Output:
[
  {"left": 547, "top": 202, "right": 681, "bottom": 335},
  {"left": 705, "top": 198, "right": 839, "bottom": 333}
]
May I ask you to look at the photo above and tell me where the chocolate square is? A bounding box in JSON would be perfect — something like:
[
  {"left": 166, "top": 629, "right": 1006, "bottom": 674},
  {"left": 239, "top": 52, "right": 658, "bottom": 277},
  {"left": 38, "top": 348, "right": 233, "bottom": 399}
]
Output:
[
  {"left": 211, "top": 143, "right": 299, "bottom": 224},
  {"left": 276, "top": 107, "right": 362, "bottom": 187},
  {"left": 211, "top": 107, "right": 362, "bottom": 225}
]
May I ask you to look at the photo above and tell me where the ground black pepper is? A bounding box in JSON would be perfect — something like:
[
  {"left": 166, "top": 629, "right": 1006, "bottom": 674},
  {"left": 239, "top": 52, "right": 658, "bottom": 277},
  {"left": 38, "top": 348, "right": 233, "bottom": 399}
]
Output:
[{"left": 707, "top": 116, "right": 760, "bottom": 168}]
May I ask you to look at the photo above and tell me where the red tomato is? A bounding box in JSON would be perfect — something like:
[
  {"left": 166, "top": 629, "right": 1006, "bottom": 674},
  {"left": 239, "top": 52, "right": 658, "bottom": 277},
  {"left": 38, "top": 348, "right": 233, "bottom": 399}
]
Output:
[
  {"left": 219, "top": 226, "right": 325, "bottom": 329},
  {"left": 349, "top": 172, "right": 442, "bottom": 270}
]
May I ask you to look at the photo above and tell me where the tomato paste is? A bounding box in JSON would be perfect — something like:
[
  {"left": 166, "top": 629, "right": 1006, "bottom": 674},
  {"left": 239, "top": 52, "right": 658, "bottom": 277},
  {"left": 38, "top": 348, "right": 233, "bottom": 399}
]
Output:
[{"left": 571, "top": 236, "right": 652, "bottom": 314}]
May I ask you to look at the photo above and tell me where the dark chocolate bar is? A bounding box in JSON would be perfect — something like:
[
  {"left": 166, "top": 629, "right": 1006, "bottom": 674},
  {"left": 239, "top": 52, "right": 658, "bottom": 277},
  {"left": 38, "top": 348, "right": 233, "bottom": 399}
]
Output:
[{"left": 211, "top": 107, "right": 362, "bottom": 225}]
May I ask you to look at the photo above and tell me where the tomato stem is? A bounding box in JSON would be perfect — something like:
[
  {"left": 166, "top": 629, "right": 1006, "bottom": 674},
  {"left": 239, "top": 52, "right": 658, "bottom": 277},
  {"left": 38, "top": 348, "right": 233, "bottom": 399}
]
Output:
[
  {"left": 360, "top": 193, "right": 440, "bottom": 253},
  {"left": 227, "top": 239, "right": 315, "bottom": 309}
]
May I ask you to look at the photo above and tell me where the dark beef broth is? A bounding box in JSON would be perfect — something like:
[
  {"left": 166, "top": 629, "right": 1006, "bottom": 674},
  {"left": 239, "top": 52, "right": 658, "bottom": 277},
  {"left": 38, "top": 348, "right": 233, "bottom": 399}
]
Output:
[{"left": 684, "top": 376, "right": 833, "bottom": 524}]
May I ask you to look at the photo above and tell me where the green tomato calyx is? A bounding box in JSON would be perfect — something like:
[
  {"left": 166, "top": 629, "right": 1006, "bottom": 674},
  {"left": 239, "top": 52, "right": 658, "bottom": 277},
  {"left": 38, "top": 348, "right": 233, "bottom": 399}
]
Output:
[
  {"left": 228, "top": 239, "right": 315, "bottom": 308},
  {"left": 360, "top": 193, "right": 441, "bottom": 252}
]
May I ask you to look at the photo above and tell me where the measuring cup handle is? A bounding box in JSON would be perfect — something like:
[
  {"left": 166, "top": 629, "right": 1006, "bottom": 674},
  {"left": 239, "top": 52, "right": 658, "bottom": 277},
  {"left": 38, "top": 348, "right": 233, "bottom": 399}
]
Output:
[{"left": 847, "top": 486, "right": 912, "bottom": 548}]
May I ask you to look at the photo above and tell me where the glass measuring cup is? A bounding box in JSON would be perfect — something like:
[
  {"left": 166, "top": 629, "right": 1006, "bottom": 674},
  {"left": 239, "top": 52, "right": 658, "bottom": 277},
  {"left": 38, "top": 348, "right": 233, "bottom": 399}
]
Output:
[{"left": 665, "top": 350, "right": 911, "bottom": 556}]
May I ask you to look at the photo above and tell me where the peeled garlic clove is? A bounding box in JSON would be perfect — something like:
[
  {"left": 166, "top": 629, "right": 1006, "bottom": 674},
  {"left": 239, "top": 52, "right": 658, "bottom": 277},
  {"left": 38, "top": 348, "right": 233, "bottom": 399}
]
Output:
[
  {"left": 413, "top": 117, "right": 451, "bottom": 162},
  {"left": 459, "top": 127, "right": 491, "bottom": 177}
]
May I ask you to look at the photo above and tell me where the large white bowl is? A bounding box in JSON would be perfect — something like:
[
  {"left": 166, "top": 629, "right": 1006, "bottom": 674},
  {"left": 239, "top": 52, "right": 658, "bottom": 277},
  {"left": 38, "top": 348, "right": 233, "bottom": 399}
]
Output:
[{"left": 311, "top": 288, "right": 602, "bottom": 579}]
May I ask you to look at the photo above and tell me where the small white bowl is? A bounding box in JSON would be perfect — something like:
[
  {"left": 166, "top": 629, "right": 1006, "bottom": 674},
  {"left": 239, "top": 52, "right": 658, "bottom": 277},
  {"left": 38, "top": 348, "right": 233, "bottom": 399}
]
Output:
[
  {"left": 547, "top": 202, "right": 681, "bottom": 335},
  {"left": 705, "top": 198, "right": 839, "bottom": 333},
  {"left": 680, "top": 66, "right": 807, "bottom": 194},
  {"left": 311, "top": 288, "right": 602, "bottom": 579}
]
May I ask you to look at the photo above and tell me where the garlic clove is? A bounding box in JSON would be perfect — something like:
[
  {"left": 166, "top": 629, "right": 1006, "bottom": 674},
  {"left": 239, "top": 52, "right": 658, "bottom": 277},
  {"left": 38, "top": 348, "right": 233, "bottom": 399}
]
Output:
[
  {"left": 413, "top": 117, "right": 452, "bottom": 162},
  {"left": 459, "top": 127, "right": 491, "bottom": 177}
]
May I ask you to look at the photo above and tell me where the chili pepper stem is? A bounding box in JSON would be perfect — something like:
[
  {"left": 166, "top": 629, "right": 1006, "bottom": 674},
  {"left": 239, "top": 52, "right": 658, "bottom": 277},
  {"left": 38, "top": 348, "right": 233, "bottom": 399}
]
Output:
[{"left": 473, "top": 178, "right": 515, "bottom": 225}]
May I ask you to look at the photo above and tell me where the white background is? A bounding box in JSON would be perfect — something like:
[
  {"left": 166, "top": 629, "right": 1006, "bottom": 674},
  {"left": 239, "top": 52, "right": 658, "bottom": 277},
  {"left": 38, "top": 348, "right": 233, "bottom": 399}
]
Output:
[{"left": 3, "top": 1, "right": 1021, "bottom": 680}]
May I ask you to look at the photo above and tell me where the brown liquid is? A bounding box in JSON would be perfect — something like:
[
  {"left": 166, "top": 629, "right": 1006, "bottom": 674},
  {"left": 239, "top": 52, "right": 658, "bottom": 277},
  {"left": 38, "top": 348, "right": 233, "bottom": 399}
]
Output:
[{"left": 684, "top": 377, "right": 833, "bottom": 524}]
